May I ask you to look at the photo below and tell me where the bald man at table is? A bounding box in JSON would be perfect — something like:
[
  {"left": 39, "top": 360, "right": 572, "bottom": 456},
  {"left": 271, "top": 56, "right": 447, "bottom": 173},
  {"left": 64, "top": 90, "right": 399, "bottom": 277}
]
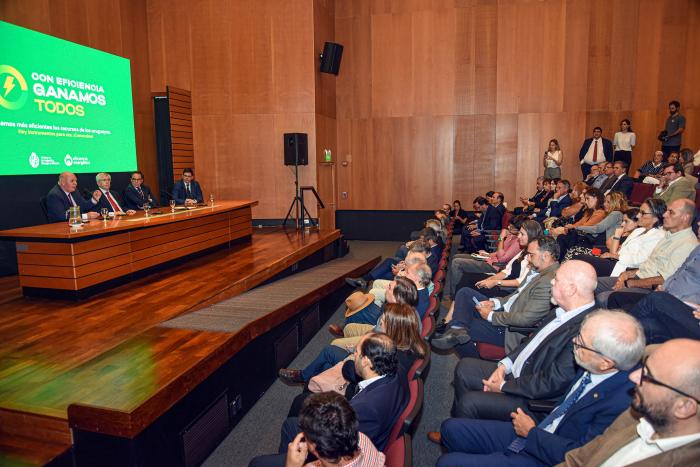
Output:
[{"left": 45, "top": 172, "right": 102, "bottom": 223}]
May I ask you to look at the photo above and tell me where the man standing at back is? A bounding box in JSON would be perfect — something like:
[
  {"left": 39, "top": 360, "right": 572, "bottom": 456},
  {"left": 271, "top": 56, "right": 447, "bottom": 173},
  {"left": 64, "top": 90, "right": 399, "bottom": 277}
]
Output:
[
  {"left": 660, "top": 100, "right": 685, "bottom": 160},
  {"left": 579, "top": 127, "right": 613, "bottom": 178}
]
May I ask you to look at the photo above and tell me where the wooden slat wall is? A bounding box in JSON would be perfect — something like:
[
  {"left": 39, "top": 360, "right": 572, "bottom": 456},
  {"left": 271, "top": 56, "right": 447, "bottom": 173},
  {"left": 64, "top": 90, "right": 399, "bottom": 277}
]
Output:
[
  {"left": 167, "top": 86, "right": 194, "bottom": 181},
  {"left": 335, "top": 0, "right": 700, "bottom": 210}
]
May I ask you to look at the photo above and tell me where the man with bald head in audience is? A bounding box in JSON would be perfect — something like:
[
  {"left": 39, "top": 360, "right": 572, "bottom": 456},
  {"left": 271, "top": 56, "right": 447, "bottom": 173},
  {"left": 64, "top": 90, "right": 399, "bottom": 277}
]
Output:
[
  {"left": 452, "top": 260, "right": 598, "bottom": 421},
  {"left": 45, "top": 171, "right": 101, "bottom": 223},
  {"left": 559, "top": 339, "right": 700, "bottom": 466}
]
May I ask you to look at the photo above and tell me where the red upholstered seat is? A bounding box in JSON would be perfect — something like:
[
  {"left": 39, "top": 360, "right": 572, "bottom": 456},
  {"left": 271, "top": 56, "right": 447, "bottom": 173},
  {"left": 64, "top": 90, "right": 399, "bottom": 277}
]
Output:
[
  {"left": 387, "top": 379, "right": 423, "bottom": 447},
  {"left": 384, "top": 434, "right": 411, "bottom": 467},
  {"left": 476, "top": 342, "right": 506, "bottom": 361},
  {"left": 629, "top": 182, "right": 655, "bottom": 206},
  {"left": 421, "top": 314, "right": 434, "bottom": 338}
]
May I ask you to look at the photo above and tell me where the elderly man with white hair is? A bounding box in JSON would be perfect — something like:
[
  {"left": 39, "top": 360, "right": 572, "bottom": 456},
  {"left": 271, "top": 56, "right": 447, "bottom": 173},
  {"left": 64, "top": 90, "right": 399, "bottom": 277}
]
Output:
[{"left": 433, "top": 309, "right": 646, "bottom": 467}]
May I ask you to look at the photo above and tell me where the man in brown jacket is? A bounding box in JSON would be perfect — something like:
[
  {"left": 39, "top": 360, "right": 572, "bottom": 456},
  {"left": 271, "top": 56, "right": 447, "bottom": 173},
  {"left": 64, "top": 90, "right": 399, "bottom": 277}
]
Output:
[{"left": 558, "top": 338, "right": 700, "bottom": 466}]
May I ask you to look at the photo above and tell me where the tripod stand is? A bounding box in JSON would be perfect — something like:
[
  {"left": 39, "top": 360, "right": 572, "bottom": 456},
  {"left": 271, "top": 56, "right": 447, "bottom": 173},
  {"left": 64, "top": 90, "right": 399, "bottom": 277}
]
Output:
[{"left": 283, "top": 162, "right": 315, "bottom": 229}]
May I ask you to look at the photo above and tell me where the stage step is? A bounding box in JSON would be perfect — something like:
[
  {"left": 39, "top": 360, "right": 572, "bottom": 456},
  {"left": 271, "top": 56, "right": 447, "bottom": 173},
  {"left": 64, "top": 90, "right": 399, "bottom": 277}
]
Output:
[{"left": 0, "top": 409, "right": 71, "bottom": 466}]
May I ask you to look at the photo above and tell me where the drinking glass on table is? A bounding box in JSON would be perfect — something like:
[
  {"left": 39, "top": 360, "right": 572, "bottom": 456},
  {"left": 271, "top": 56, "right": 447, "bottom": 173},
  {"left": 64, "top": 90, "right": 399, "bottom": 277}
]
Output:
[
  {"left": 209, "top": 193, "right": 215, "bottom": 206},
  {"left": 100, "top": 208, "right": 109, "bottom": 221},
  {"left": 169, "top": 200, "right": 176, "bottom": 212},
  {"left": 142, "top": 203, "right": 151, "bottom": 217}
]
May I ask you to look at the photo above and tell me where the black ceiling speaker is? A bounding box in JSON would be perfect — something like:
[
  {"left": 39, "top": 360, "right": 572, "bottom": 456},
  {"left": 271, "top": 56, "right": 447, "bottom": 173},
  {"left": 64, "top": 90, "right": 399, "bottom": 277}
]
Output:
[{"left": 319, "top": 42, "right": 343, "bottom": 75}]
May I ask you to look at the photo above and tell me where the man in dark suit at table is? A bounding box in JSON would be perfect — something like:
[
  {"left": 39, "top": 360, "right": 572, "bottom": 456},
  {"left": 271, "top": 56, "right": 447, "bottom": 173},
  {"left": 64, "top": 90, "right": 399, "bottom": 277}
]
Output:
[
  {"left": 94, "top": 173, "right": 135, "bottom": 215},
  {"left": 172, "top": 167, "right": 204, "bottom": 205},
  {"left": 45, "top": 171, "right": 102, "bottom": 223},
  {"left": 432, "top": 309, "right": 645, "bottom": 467},
  {"left": 122, "top": 171, "right": 158, "bottom": 211},
  {"left": 579, "top": 127, "right": 613, "bottom": 178},
  {"left": 451, "top": 260, "right": 598, "bottom": 422}
]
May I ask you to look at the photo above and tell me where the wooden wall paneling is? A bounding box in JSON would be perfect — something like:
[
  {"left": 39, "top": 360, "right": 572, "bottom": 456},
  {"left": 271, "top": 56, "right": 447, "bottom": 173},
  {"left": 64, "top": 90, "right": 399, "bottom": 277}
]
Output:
[
  {"left": 146, "top": 0, "right": 192, "bottom": 91},
  {"left": 563, "top": 0, "right": 591, "bottom": 112},
  {"left": 681, "top": 4, "right": 700, "bottom": 108},
  {"left": 586, "top": 0, "right": 614, "bottom": 111},
  {"left": 495, "top": 3, "right": 519, "bottom": 115},
  {"left": 473, "top": 4, "right": 497, "bottom": 115},
  {"left": 515, "top": 114, "right": 541, "bottom": 201},
  {"left": 370, "top": 13, "right": 414, "bottom": 117},
  {"left": 495, "top": 114, "right": 518, "bottom": 207},
  {"left": 314, "top": 0, "right": 337, "bottom": 119},
  {"left": 433, "top": 116, "right": 455, "bottom": 206},
  {"left": 167, "top": 87, "right": 194, "bottom": 181},
  {"left": 366, "top": 118, "right": 394, "bottom": 208},
  {"left": 430, "top": 8, "right": 456, "bottom": 117},
  {"left": 536, "top": 0, "right": 566, "bottom": 114},
  {"left": 472, "top": 115, "right": 496, "bottom": 199},
  {"left": 315, "top": 115, "right": 338, "bottom": 229},
  {"left": 607, "top": 0, "right": 640, "bottom": 111},
  {"left": 656, "top": 0, "right": 690, "bottom": 110},
  {"left": 452, "top": 116, "right": 475, "bottom": 206},
  {"left": 453, "top": 6, "right": 475, "bottom": 116},
  {"left": 631, "top": 0, "right": 662, "bottom": 110}
]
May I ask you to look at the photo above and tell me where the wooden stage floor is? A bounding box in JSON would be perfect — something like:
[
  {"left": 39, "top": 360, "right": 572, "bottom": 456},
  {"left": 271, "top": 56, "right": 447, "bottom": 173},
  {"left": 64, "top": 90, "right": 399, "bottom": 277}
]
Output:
[{"left": 0, "top": 227, "right": 342, "bottom": 465}]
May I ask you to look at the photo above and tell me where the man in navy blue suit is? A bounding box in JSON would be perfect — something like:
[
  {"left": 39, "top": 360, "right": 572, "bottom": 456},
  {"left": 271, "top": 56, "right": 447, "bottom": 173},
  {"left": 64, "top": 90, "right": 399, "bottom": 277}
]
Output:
[
  {"left": 602, "top": 161, "right": 634, "bottom": 199},
  {"left": 45, "top": 171, "right": 101, "bottom": 223},
  {"left": 122, "top": 171, "right": 158, "bottom": 211},
  {"left": 460, "top": 196, "right": 502, "bottom": 253},
  {"left": 579, "top": 127, "right": 614, "bottom": 178},
  {"left": 433, "top": 309, "right": 645, "bottom": 467},
  {"left": 534, "top": 179, "right": 571, "bottom": 222},
  {"left": 249, "top": 333, "right": 409, "bottom": 467},
  {"left": 172, "top": 167, "right": 204, "bottom": 205}
]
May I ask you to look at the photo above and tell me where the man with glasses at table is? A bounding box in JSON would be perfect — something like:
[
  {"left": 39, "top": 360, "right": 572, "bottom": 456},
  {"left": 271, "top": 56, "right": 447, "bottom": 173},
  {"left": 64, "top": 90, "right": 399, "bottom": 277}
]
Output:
[
  {"left": 122, "top": 171, "right": 158, "bottom": 211},
  {"left": 432, "top": 309, "right": 644, "bottom": 467},
  {"left": 559, "top": 338, "right": 700, "bottom": 466},
  {"left": 655, "top": 162, "right": 695, "bottom": 204},
  {"left": 94, "top": 173, "right": 136, "bottom": 216}
]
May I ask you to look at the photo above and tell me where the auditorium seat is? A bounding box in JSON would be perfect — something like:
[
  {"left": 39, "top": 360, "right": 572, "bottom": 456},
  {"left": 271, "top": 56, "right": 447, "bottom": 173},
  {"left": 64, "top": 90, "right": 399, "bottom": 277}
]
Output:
[
  {"left": 629, "top": 182, "right": 655, "bottom": 206},
  {"left": 421, "top": 313, "right": 434, "bottom": 339},
  {"left": 408, "top": 347, "right": 431, "bottom": 380},
  {"left": 387, "top": 378, "right": 423, "bottom": 445},
  {"left": 384, "top": 433, "right": 411, "bottom": 467}
]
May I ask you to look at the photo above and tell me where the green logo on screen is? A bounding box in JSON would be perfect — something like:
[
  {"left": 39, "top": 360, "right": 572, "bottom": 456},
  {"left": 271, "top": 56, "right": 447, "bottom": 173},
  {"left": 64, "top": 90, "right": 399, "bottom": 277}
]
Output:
[{"left": 0, "top": 64, "right": 29, "bottom": 110}]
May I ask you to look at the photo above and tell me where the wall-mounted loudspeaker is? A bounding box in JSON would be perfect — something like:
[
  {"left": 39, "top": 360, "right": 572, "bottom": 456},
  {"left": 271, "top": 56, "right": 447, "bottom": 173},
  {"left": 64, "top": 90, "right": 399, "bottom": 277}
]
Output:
[
  {"left": 283, "top": 133, "right": 308, "bottom": 166},
  {"left": 319, "top": 42, "right": 343, "bottom": 75}
]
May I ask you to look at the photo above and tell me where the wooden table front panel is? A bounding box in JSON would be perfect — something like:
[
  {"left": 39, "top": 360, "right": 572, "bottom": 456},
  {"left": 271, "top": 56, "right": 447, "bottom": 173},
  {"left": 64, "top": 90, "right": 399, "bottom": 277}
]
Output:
[{"left": 12, "top": 205, "right": 254, "bottom": 291}]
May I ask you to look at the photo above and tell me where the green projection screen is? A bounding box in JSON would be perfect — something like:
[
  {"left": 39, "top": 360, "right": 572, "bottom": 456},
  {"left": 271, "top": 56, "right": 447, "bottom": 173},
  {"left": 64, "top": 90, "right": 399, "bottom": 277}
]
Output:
[{"left": 0, "top": 21, "right": 137, "bottom": 175}]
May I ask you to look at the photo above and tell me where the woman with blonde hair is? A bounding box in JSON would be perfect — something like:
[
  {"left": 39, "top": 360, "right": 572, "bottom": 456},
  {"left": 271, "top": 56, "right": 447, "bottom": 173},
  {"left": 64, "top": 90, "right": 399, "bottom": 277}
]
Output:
[
  {"left": 543, "top": 139, "right": 563, "bottom": 179},
  {"left": 556, "top": 190, "right": 627, "bottom": 261}
]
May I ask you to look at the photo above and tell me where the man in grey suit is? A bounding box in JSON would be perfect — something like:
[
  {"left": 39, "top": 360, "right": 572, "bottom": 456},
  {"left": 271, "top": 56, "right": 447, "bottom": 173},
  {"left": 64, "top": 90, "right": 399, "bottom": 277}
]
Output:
[
  {"left": 432, "top": 236, "right": 559, "bottom": 355},
  {"left": 655, "top": 162, "right": 696, "bottom": 204}
]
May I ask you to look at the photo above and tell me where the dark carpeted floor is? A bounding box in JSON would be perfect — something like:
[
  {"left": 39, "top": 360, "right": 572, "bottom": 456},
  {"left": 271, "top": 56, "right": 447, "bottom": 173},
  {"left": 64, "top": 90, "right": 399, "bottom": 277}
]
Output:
[{"left": 203, "top": 240, "right": 458, "bottom": 467}]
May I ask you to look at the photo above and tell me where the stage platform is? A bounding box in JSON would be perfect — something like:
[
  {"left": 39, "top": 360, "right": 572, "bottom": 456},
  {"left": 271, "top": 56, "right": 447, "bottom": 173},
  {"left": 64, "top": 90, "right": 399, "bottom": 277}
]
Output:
[{"left": 0, "top": 227, "right": 378, "bottom": 466}]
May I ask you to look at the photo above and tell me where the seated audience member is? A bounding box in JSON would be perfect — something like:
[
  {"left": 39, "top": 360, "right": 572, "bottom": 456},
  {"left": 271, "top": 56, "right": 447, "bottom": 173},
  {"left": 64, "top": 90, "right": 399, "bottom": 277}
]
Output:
[
  {"left": 281, "top": 392, "right": 385, "bottom": 467},
  {"left": 445, "top": 220, "right": 543, "bottom": 304},
  {"left": 446, "top": 215, "right": 525, "bottom": 297},
  {"left": 679, "top": 149, "right": 699, "bottom": 185},
  {"left": 425, "top": 218, "right": 447, "bottom": 245},
  {"left": 451, "top": 199, "right": 471, "bottom": 234},
  {"left": 559, "top": 339, "right": 700, "bottom": 466},
  {"left": 492, "top": 192, "right": 506, "bottom": 218},
  {"left": 252, "top": 333, "right": 408, "bottom": 467},
  {"left": 94, "top": 172, "right": 135, "bottom": 215},
  {"left": 624, "top": 222, "right": 699, "bottom": 343},
  {"left": 534, "top": 179, "right": 571, "bottom": 222},
  {"left": 548, "top": 188, "right": 606, "bottom": 239},
  {"left": 596, "top": 198, "right": 698, "bottom": 307},
  {"left": 433, "top": 310, "right": 645, "bottom": 467},
  {"left": 460, "top": 196, "right": 502, "bottom": 253},
  {"left": 366, "top": 249, "right": 430, "bottom": 307},
  {"left": 633, "top": 150, "right": 665, "bottom": 182},
  {"left": 557, "top": 191, "right": 626, "bottom": 261},
  {"left": 172, "top": 167, "right": 204, "bottom": 205},
  {"left": 553, "top": 182, "right": 588, "bottom": 228},
  {"left": 592, "top": 162, "right": 613, "bottom": 189},
  {"left": 433, "top": 236, "right": 559, "bottom": 355},
  {"left": 329, "top": 276, "right": 418, "bottom": 338},
  {"left": 576, "top": 199, "right": 665, "bottom": 277},
  {"left": 583, "top": 164, "right": 601, "bottom": 186},
  {"left": 517, "top": 177, "right": 546, "bottom": 214},
  {"left": 655, "top": 162, "right": 695, "bottom": 203},
  {"left": 279, "top": 303, "right": 427, "bottom": 385},
  {"left": 122, "top": 171, "right": 158, "bottom": 210},
  {"left": 46, "top": 171, "right": 101, "bottom": 222},
  {"left": 450, "top": 260, "right": 597, "bottom": 421},
  {"left": 578, "top": 127, "right": 613, "bottom": 178},
  {"left": 602, "top": 161, "right": 634, "bottom": 198}
]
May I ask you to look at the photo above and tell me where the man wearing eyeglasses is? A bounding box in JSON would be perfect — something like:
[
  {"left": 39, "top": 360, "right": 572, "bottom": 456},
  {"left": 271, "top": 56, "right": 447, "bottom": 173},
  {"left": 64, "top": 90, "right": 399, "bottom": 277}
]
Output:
[
  {"left": 560, "top": 338, "right": 700, "bottom": 466},
  {"left": 122, "top": 171, "right": 158, "bottom": 211},
  {"left": 449, "top": 260, "right": 597, "bottom": 422},
  {"left": 432, "top": 310, "right": 645, "bottom": 467},
  {"left": 655, "top": 162, "right": 695, "bottom": 204}
]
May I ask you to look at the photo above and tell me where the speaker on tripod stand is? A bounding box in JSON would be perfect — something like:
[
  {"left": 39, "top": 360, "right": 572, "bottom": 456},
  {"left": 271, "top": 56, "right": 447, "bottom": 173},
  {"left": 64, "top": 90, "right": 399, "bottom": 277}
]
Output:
[{"left": 283, "top": 133, "right": 313, "bottom": 228}]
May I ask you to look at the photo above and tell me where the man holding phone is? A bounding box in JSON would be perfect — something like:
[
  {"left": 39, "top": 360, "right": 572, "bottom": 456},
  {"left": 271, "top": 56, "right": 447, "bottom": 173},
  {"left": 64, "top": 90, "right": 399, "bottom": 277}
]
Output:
[{"left": 432, "top": 237, "right": 559, "bottom": 354}]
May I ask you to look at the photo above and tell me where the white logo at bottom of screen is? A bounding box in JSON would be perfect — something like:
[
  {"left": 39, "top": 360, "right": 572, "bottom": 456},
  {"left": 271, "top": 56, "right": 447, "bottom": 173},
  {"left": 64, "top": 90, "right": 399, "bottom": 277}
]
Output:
[{"left": 29, "top": 152, "right": 40, "bottom": 168}]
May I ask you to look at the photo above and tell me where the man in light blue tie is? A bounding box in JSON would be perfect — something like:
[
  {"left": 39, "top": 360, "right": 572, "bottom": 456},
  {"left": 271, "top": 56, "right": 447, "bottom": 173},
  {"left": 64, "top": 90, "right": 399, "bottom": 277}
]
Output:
[{"left": 431, "top": 309, "right": 645, "bottom": 467}]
